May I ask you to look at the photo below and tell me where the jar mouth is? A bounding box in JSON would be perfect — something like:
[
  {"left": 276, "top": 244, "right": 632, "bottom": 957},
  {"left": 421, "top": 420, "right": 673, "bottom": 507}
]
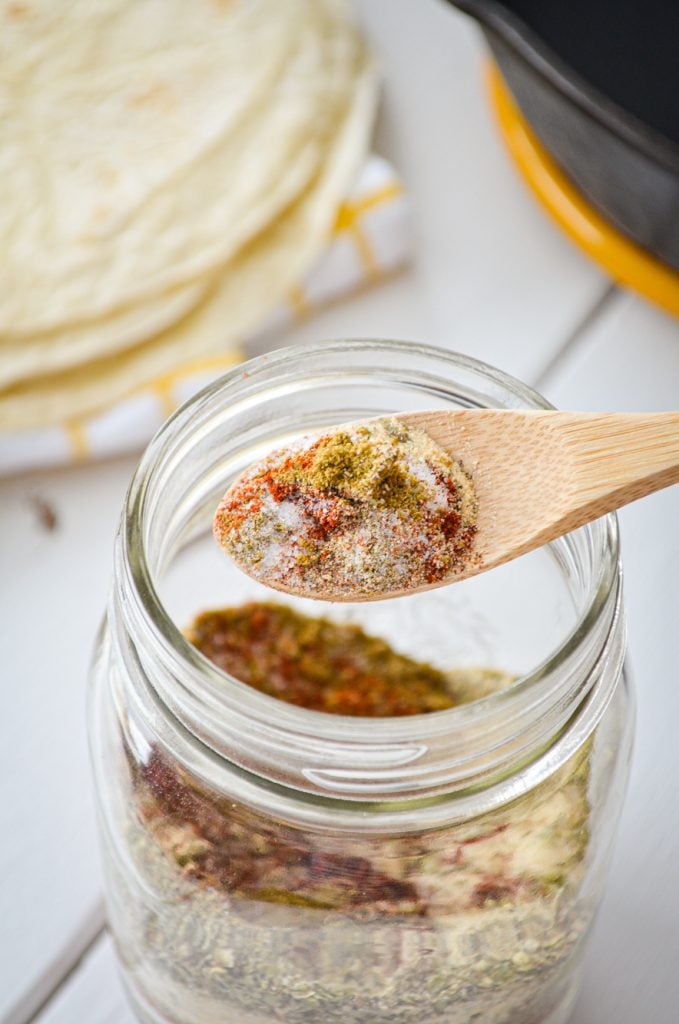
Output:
[{"left": 118, "top": 338, "right": 623, "bottom": 809}]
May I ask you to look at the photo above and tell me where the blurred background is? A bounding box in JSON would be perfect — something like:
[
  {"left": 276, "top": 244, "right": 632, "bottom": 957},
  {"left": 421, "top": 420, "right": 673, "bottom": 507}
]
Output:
[{"left": 1, "top": 1, "right": 677, "bottom": 1022}]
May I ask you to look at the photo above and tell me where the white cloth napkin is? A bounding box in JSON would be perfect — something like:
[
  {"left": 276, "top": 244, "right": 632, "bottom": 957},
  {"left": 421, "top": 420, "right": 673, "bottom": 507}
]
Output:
[{"left": 0, "top": 155, "right": 410, "bottom": 477}]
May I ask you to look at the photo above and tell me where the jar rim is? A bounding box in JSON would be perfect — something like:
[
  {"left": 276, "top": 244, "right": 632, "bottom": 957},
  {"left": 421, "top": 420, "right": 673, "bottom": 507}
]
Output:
[{"left": 117, "top": 338, "right": 623, "bottom": 809}]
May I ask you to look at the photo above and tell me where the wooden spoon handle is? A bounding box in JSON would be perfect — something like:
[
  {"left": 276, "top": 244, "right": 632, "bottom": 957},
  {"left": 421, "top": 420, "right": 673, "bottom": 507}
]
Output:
[
  {"left": 557, "top": 411, "right": 679, "bottom": 516},
  {"left": 399, "top": 409, "right": 679, "bottom": 571}
]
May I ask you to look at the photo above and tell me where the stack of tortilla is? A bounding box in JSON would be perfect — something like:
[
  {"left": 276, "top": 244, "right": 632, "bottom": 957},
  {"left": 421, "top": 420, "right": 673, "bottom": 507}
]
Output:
[{"left": 0, "top": 0, "right": 377, "bottom": 432}]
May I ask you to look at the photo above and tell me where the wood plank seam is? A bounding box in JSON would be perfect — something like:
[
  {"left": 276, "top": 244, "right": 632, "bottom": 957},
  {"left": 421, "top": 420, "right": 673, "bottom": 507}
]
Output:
[
  {"left": 533, "top": 284, "right": 619, "bottom": 392},
  {"left": 8, "top": 904, "right": 106, "bottom": 1024}
]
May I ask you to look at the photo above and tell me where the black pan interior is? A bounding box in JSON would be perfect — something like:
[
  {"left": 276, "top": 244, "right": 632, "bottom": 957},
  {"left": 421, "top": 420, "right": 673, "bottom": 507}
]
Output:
[{"left": 502, "top": 0, "right": 679, "bottom": 146}]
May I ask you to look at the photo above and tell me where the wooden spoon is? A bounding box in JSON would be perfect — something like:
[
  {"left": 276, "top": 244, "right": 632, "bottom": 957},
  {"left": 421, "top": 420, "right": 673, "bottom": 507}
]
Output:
[
  {"left": 216, "top": 409, "right": 679, "bottom": 601},
  {"left": 392, "top": 409, "right": 679, "bottom": 590}
]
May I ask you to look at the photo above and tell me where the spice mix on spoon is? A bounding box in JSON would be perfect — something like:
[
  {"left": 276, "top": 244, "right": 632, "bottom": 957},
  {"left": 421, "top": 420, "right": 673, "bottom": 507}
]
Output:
[{"left": 214, "top": 417, "right": 477, "bottom": 599}]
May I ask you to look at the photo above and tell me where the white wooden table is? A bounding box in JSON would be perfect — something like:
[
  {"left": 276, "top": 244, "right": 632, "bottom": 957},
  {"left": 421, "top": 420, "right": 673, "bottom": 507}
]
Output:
[{"left": 2, "top": 2, "right": 678, "bottom": 1022}]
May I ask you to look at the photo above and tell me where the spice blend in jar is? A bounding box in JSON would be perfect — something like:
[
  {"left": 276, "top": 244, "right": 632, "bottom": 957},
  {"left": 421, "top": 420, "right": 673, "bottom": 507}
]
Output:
[
  {"left": 213, "top": 417, "right": 477, "bottom": 599},
  {"left": 187, "top": 602, "right": 457, "bottom": 716},
  {"left": 115, "top": 601, "right": 594, "bottom": 1024}
]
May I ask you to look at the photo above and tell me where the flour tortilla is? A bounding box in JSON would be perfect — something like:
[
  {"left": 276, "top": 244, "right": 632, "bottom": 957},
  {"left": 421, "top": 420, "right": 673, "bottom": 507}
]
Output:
[
  {"left": 0, "top": 47, "right": 378, "bottom": 431},
  {"left": 0, "top": 278, "right": 210, "bottom": 389},
  {"left": 0, "top": 0, "right": 365, "bottom": 334}
]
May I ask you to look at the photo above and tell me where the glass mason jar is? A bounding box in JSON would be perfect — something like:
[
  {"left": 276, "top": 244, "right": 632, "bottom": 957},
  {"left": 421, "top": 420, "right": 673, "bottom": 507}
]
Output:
[{"left": 89, "top": 339, "right": 634, "bottom": 1024}]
